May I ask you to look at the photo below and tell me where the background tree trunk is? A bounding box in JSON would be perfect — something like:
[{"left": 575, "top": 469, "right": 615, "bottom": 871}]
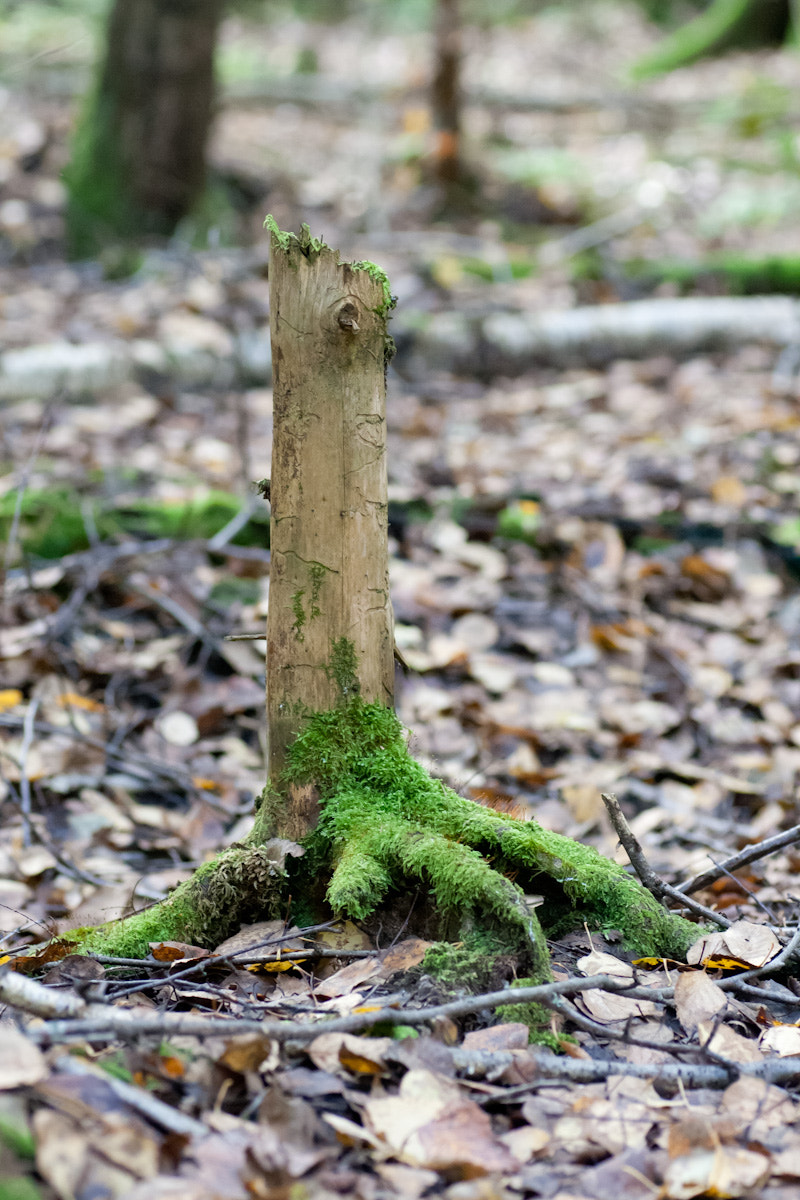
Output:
[
  {"left": 66, "top": 0, "right": 223, "bottom": 257},
  {"left": 266, "top": 226, "right": 395, "bottom": 838},
  {"left": 432, "top": 0, "right": 464, "bottom": 187}
]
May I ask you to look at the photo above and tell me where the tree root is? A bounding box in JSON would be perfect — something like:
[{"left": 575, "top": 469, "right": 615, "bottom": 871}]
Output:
[{"left": 49, "top": 700, "right": 699, "bottom": 986}]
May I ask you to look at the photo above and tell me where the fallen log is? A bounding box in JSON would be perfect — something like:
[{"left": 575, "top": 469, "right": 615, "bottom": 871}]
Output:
[
  {"left": 396, "top": 293, "right": 800, "bottom": 377},
  {"left": 2, "top": 294, "right": 799, "bottom": 401}
]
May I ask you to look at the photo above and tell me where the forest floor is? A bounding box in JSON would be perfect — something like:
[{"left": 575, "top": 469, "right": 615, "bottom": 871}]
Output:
[{"left": 4, "top": 4, "right": 800, "bottom": 1198}]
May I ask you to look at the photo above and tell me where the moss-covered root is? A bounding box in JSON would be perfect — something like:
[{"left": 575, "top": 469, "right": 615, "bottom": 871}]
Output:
[
  {"left": 289, "top": 700, "right": 701, "bottom": 970},
  {"left": 328, "top": 810, "right": 551, "bottom": 983},
  {"left": 63, "top": 842, "right": 292, "bottom": 959}
]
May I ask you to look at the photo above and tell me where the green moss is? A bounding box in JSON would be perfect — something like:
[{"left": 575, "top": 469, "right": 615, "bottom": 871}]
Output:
[
  {"left": 350, "top": 259, "right": 397, "bottom": 318},
  {"left": 291, "top": 589, "right": 307, "bottom": 642},
  {"left": 48, "top": 645, "right": 701, "bottom": 1035},
  {"left": 623, "top": 252, "right": 800, "bottom": 297},
  {"left": 0, "top": 1119, "right": 35, "bottom": 1162},
  {"left": 63, "top": 844, "right": 289, "bottom": 958},
  {"left": 65, "top": 86, "right": 133, "bottom": 259},
  {"left": 325, "top": 636, "right": 361, "bottom": 700},
  {"left": 284, "top": 694, "right": 700, "bottom": 984},
  {"left": 0, "top": 1178, "right": 42, "bottom": 1200},
  {"left": 0, "top": 486, "right": 270, "bottom": 564},
  {"left": 264, "top": 216, "right": 328, "bottom": 259},
  {"left": 308, "top": 562, "right": 326, "bottom": 620}
]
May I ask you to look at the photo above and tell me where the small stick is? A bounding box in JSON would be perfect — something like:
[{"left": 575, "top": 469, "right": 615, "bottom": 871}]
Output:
[
  {"left": 601, "top": 793, "right": 731, "bottom": 929},
  {"left": 678, "top": 821, "right": 800, "bottom": 896}
]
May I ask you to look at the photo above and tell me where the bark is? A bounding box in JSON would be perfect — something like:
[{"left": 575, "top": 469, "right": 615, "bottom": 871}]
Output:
[
  {"left": 432, "top": 0, "right": 464, "bottom": 186},
  {"left": 266, "top": 225, "right": 395, "bottom": 834},
  {"left": 67, "top": 0, "right": 223, "bottom": 256}
]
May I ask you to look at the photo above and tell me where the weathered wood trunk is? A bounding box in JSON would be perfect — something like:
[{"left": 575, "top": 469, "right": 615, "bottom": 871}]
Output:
[
  {"left": 266, "top": 225, "right": 395, "bottom": 837},
  {"left": 67, "top": 0, "right": 223, "bottom": 256}
]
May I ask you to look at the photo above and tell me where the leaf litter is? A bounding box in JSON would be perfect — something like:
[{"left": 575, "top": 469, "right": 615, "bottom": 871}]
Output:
[{"left": 4, "top": 4, "right": 800, "bottom": 1198}]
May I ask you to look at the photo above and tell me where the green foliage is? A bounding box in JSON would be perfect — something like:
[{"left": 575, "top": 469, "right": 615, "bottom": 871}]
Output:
[
  {"left": 496, "top": 499, "right": 542, "bottom": 544},
  {"left": 772, "top": 517, "right": 800, "bottom": 549},
  {"left": 630, "top": 0, "right": 790, "bottom": 79},
  {"left": 460, "top": 256, "right": 535, "bottom": 284},
  {"left": 65, "top": 85, "right": 139, "bottom": 260},
  {"left": 68, "top": 844, "right": 289, "bottom": 957},
  {"left": 0, "top": 1118, "right": 35, "bottom": 1161},
  {"left": 0, "top": 487, "right": 270, "bottom": 563},
  {"left": 623, "top": 253, "right": 800, "bottom": 296},
  {"left": 0, "top": 1179, "right": 42, "bottom": 1200}
]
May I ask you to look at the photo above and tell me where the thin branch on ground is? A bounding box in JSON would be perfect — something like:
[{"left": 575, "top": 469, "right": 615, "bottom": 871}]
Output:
[
  {"left": 54, "top": 1055, "right": 207, "bottom": 1137},
  {"left": 1, "top": 405, "right": 55, "bottom": 590},
  {"left": 718, "top": 921, "right": 800, "bottom": 988},
  {"left": 17, "top": 697, "right": 39, "bottom": 846},
  {"left": 601, "top": 792, "right": 731, "bottom": 929},
  {"left": 492, "top": 1050, "right": 800, "bottom": 1094},
  {"left": 15, "top": 972, "right": 655, "bottom": 1043},
  {"left": 679, "top": 821, "right": 800, "bottom": 896}
]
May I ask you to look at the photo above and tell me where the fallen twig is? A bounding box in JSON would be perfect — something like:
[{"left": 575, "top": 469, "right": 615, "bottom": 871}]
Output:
[
  {"left": 53, "top": 1055, "right": 207, "bottom": 1138},
  {"left": 19, "top": 973, "right": 652, "bottom": 1044},
  {"left": 495, "top": 1049, "right": 800, "bottom": 1093},
  {"left": 679, "top": 822, "right": 800, "bottom": 896},
  {"left": 601, "top": 793, "right": 730, "bottom": 928}
]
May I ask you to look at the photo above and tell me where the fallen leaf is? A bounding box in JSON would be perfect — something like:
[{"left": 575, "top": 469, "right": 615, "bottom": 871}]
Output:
[
  {"left": 674, "top": 970, "right": 727, "bottom": 1034},
  {"left": 0, "top": 1027, "right": 47, "bottom": 1088}
]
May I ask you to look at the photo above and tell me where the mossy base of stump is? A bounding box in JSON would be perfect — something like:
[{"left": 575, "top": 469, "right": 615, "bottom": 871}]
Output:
[{"left": 53, "top": 699, "right": 700, "bottom": 1036}]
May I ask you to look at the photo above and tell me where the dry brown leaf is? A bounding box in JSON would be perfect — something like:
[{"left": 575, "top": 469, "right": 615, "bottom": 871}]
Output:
[
  {"left": 462, "top": 1023, "right": 529, "bottom": 1053},
  {"left": 313, "top": 956, "right": 383, "bottom": 998},
  {"left": 721, "top": 1077, "right": 798, "bottom": 1133},
  {"left": 722, "top": 921, "right": 781, "bottom": 968},
  {"left": 674, "top": 970, "right": 727, "bottom": 1034},
  {"left": 663, "top": 1144, "right": 770, "bottom": 1199},
  {"left": 0, "top": 1026, "right": 47, "bottom": 1088},
  {"left": 759, "top": 1025, "right": 800, "bottom": 1057},
  {"left": 379, "top": 937, "right": 431, "bottom": 975},
  {"left": 307, "top": 1032, "right": 393, "bottom": 1077},
  {"left": 687, "top": 921, "right": 780, "bottom": 969},
  {"left": 499, "top": 1125, "right": 550, "bottom": 1163},
  {"left": 363, "top": 1068, "right": 516, "bottom": 1176},
  {"left": 697, "top": 1020, "right": 763, "bottom": 1063},
  {"left": 219, "top": 1034, "right": 277, "bottom": 1074}
]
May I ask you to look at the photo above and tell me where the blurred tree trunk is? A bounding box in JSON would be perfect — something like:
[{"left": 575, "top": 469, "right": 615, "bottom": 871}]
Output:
[
  {"left": 66, "top": 0, "right": 223, "bottom": 258},
  {"left": 432, "top": 0, "right": 464, "bottom": 188}
]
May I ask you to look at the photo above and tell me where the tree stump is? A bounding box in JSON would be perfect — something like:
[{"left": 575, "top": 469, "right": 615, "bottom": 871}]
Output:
[{"left": 265, "top": 222, "right": 395, "bottom": 838}]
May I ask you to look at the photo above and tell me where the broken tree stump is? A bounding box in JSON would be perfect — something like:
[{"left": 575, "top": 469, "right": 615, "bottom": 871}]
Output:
[{"left": 265, "top": 220, "right": 396, "bottom": 835}]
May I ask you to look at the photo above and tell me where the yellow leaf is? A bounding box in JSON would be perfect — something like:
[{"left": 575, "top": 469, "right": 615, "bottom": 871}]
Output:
[
  {"left": 339, "top": 1050, "right": 385, "bottom": 1076},
  {"left": 702, "top": 956, "right": 751, "bottom": 971},
  {"left": 402, "top": 106, "right": 430, "bottom": 135},
  {"left": 192, "top": 777, "right": 220, "bottom": 792},
  {"left": 246, "top": 959, "right": 300, "bottom": 973},
  {"left": 56, "top": 691, "right": 105, "bottom": 713},
  {"left": 711, "top": 475, "right": 747, "bottom": 506},
  {"left": 0, "top": 690, "right": 23, "bottom": 713}
]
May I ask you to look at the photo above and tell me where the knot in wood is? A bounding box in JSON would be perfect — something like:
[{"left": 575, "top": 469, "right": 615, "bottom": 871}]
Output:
[{"left": 337, "top": 301, "right": 360, "bottom": 333}]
